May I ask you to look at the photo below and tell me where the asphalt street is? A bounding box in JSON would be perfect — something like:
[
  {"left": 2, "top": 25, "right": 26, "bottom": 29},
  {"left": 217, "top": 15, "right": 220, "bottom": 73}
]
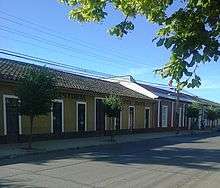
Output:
[{"left": 1, "top": 132, "right": 220, "bottom": 188}]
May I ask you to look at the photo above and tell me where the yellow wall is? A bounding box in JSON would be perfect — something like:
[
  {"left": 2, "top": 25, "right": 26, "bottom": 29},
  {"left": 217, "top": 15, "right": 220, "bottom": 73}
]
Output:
[
  {"left": 0, "top": 81, "right": 156, "bottom": 137},
  {"left": 135, "top": 104, "right": 144, "bottom": 129},
  {"left": 21, "top": 115, "right": 51, "bottom": 134},
  {"left": 121, "top": 103, "right": 129, "bottom": 129},
  {"left": 120, "top": 99, "right": 154, "bottom": 130},
  {"left": 86, "top": 96, "right": 95, "bottom": 131},
  {"left": 64, "top": 97, "right": 76, "bottom": 132}
]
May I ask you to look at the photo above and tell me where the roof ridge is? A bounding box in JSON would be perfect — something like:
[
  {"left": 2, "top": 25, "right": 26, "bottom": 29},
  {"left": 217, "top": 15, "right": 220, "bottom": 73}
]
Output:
[{"left": 0, "top": 57, "right": 117, "bottom": 84}]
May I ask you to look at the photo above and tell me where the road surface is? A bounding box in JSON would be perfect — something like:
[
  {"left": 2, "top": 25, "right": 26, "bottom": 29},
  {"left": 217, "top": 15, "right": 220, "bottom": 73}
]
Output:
[{"left": 1, "top": 132, "right": 220, "bottom": 188}]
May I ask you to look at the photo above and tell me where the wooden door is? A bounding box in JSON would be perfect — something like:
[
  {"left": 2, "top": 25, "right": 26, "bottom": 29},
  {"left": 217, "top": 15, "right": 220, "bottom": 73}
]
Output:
[
  {"left": 6, "top": 98, "right": 19, "bottom": 143},
  {"left": 53, "top": 102, "right": 62, "bottom": 135},
  {"left": 96, "top": 99, "right": 105, "bottom": 133},
  {"left": 77, "top": 103, "right": 86, "bottom": 132}
]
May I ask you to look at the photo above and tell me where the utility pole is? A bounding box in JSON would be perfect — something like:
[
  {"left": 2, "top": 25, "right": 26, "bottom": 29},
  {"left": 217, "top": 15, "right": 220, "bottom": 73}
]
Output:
[{"left": 169, "top": 79, "right": 180, "bottom": 133}]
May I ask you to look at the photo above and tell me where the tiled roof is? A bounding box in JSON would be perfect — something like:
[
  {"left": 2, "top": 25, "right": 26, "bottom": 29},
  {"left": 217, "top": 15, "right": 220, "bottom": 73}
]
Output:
[{"left": 0, "top": 58, "right": 151, "bottom": 100}]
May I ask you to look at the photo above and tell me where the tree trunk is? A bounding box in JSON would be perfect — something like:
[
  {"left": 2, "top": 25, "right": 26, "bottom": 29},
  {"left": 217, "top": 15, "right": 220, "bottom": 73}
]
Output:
[{"left": 28, "top": 116, "right": 34, "bottom": 149}]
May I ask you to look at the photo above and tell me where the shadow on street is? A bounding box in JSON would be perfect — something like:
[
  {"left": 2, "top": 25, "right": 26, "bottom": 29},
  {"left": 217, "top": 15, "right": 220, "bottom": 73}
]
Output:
[{"left": 0, "top": 131, "right": 220, "bottom": 173}]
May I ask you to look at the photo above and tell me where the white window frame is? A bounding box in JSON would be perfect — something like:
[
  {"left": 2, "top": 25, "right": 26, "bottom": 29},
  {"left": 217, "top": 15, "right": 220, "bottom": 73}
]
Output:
[
  {"left": 144, "top": 107, "right": 150, "bottom": 128},
  {"left": 161, "top": 105, "right": 168, "bottom": 128},
  {"left": 51, "top": 99, "right": 64, "bottom": 133},
  {"left": 128, "top": 106, "right": 135, "bottom": 129},
  {"left": 94, "top": 97, "right": 105, "bottom": 131},
  {"left": 3, "top": 95, "right": 22, "bottom": 135},
  {"left": 76, "top": 101, "right": 87, "bottom": 132}
]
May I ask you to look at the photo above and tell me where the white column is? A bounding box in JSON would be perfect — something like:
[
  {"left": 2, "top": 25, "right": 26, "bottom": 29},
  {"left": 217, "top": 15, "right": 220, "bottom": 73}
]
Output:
[
  {"left": 171, "top": 102, "right": 174, "bottom": 127},
  {"left": 157, "top": 100, "right": 161, "bottom": 127}
]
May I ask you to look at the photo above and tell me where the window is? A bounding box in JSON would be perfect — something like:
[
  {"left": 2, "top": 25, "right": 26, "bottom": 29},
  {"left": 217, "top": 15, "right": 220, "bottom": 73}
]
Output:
[{"left": 162, "top": 106, "right": 168, "bottom": 127}]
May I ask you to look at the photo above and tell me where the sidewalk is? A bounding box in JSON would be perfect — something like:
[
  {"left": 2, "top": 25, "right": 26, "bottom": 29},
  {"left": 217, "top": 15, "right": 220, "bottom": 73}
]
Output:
[{"left": 0, "top": 131, "right": 192, "bottom": 160}]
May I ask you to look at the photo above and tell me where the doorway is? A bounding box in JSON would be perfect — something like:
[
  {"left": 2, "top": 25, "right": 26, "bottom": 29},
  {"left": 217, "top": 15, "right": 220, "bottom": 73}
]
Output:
[
  {"left": 77, "top": 102, "right": 86, "bottom": 132},
  {"left": 145, "top": 108, "right": 150, "bottom": 128},
  {"left": 4, "top": 96, "right": 20, "bottom": 143},
  {"left": 95, "top": 98, "right": 105, "bottom": 133},
  {"left": 52, "top": 101, "right": 63, "bottom": 135}
]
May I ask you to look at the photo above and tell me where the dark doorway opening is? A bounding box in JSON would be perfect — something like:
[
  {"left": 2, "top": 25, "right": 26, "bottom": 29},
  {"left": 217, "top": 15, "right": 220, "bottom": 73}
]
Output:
[
  {"left": 115, "top": 111, "right": 121, "bottom": 130},
  {"left": 96, "top": 99, "right": 105, "bottom": 134},
  {"left": 77, "top": 102, "right": 86, "bottom": 132},
  {"left": 5, "top": 97, "right": 19, "bottom": 143},
  {"left": 145, "top": 108, "right": 150, "bottom": 128},
  {"left": 53, "top": 101, "right": 63, "bottom": 135}
]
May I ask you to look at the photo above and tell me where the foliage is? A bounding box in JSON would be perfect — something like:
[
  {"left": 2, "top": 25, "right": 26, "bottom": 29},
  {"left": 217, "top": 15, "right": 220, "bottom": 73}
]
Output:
[
  {"left": 17, "top": 67, "right": 57, "bottom": 117},
  {"left": 103, "top": 95, "right": 122, "bottom": 118},
  {"left": 206, "top": 106, "right": 218, "bottom": 121},
  {"left": 216, "top": 108, "right": 220, "bottom": 119},
  {"left": 186, "top": 102, "right": 201, "bottom": 118},
  {"left": 186, "top": 102, "right": 201, "bottom": 130},
  {"left": 60, "top": 0, "right": 220, "bottom": 90},
  {"left": 17, "top": 67, "right": 57, "bottom": 148}
]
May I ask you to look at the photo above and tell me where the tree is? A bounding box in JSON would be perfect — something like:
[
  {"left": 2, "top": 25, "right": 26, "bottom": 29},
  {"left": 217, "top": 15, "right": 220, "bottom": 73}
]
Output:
[
  {"left": 206, "top": 106, "right": 218, "bottom": 127},
  {"left": 186, "top": 102, "right": 201, "bottom": 130},
  {"left": 17, "top": 67, "right": 57, "bottom": 149},
  {"left": 103, "top": 95, "right": 122, "bottom": 141},
  {"left": 59, "top": 0, "right": 220, "bottom": 90},
  {"left": 216, "top": 108, "right": 220, "bottom": 118}
]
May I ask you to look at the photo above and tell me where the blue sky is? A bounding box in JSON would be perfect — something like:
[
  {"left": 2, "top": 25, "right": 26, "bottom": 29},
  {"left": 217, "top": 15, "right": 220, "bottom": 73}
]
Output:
[{"left": 0, "top": 0, "right": 220, "bottom": 102}]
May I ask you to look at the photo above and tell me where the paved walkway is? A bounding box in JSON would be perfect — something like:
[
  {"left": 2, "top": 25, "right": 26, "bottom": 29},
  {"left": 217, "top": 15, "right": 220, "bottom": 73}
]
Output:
[{"left": 0, "top": 131, "right": 191, "bottom": 160}]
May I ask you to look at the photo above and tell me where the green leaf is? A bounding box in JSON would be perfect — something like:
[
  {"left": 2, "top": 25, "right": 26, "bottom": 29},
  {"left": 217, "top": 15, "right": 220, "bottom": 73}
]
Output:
[
  {"left": 164, "top": 38, "right": 174, "bottom": 49},
  {"left": 60, "top": 0, "right": 220, "bottom": 89},
  {"left": 156, "top": 38, "right": 165, "bottom": 47},
  {"left": 214, "top": 55, "right": 219, "bottom": 62}
]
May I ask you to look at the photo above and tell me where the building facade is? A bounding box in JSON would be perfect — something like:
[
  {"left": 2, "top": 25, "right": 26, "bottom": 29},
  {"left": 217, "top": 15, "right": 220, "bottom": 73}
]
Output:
[{"left": 0, "top": 58, "right": 217, "bottom": 143}]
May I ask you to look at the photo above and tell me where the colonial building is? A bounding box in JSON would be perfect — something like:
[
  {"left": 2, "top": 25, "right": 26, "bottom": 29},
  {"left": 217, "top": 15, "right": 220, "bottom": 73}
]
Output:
[{"left": 0, "top": 58, "right": 219, "bottom": 143}]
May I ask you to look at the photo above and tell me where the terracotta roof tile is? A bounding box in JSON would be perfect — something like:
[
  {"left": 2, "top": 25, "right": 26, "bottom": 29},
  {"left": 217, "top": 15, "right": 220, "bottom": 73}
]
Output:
[{"left": 0, "top": 58, "right": 151, "bottom": 100}]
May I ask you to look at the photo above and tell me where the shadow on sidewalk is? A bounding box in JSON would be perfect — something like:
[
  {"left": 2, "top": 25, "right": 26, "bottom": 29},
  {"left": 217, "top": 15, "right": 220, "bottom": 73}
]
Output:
[
  {"left": 0, "top": 131, "right": 220, "bottom": 172},
  {"left": 0, "top": 179, "right": 43, "bottom": 188}
]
